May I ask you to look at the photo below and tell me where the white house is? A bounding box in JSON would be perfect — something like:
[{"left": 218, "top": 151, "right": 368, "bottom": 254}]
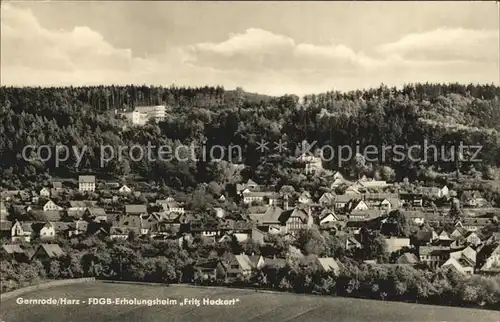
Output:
[
  {"left": 39, "top": 222, "right": 56, "bottom": 239},
  {"left": 78, "top": 175, "right": 96, "bottom": 192},
  {"left": 298, "top": 191, "right": 312, "bottom": 204},
  {"left": 11, "top": 221, "right": 32, "bottom": 243},
  {"left": 39, "top": 187, "right": 51, "bottom": 198},
  {"left": 43, "top": 200, "right": 63, "bottom": 212},
  {"left": 119, "top": 185, "right": 132, "bottom": 194},
  {"left": 351, "top": 200, "right": 369, "bottom": 212}
]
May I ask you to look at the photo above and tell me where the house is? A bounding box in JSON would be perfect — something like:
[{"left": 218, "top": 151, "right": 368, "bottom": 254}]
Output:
[
  {"left": 450, "top": 246, "right": 477, "bottom": 265},
  {"left": 344, "top": 235, "right": 362, "bottom": 250},
  {"left": 450, "top": 227, "right": 468, "bottom": 240},
  {"left": 11, "top": 221, "right": 32, "bottom": 242},
  {"left": 67, "top": 220, "right": 88, "bottom": 237},
  {"left": 84, "top": 207, "right": 107, "bottom": 221},
  {"left": 442, "top": 257, "right": 474, "bottom": 276},
  {"left": 438, "top": 230, "right": 451, "bottom": 240},
  {"left": 43, "top": 200, "right": 63, "bottom": 212},
  {"left": 348, "top": 209, "right": 382, "bottom": 221},
  {"left": 212, "top": 207, "right": 225, "bottom": 219},
  {"left": 251, "top": 228, "right": 266, "bottom": 245},
  {"left": 297, "top": 153, "right": 323, "bottom": 175},
  {"left": 224, "top": 254, "right": 255, "bottom": 279},
  {"left": 0, "top": 220, "right": 12, "bottom": 239},
  {"left": 345, "top": 186, "right": 362, "bottom": 196},
  {"left": 31, "top": 244, "right": 66, "bottom": 264},
  {"left": 404, "top": 210, "right": 427, "bottom": 225},
  {"left": 0, "top": 201, "right": 8, "bottom": 221},
  {"left": 2, "top": 244, "right": 28, "bottom": 262},
  {"left": 316, "top": 257, "right": 341, "bottom": 275},
  {"left": 256, "top": 206, "right": 284, "bottom": 232},
  {"left": 298, "top": 191, "right": 312, "bottom": 204},
  {"left": 237, "top": 179, "right": 260, "bottom": 195},
  {"left": 319, "top": 192, "right": 336, "bottom": 206},
  {"left": 330, "top": 178, "right": 345, "bottom": 189},
  {"left": 464, "top": 231, "right": 482, "bottom": 246},
  {"left": 194, "top": 259, "right": 226, "bottom": 281},
  {"left": 241, "top": 191, "right": 274, "bottom": 205},
  {"left": 396, "top": 252, "right": 419, "bottom": 265},
  {"left": 118, "top": 185, "right": 132, "bottom": 194},
  {"left": 218, "top": 195, "right": 226, "bottom": 202},
  {"left": 34, "top": 222, "right": 56, "bottom": 239},
  {"left": 279, "top": 207, "right": 313, "bottom": 235},
  {"left": 109, "top": 227, "right": 132, "bottom": 240},
  {"left": 334, "top": 195, "right": 352, "bottom": 210},
  {"left": 249, "top": 255, "right": 265, "bottom": 269},
  {"left": 319, "top": 209, "right": 340, "bottom": 226},
  {"left": 385, "top": 237, "right": 411, "bottom": 254},
  {"left": 78, "top": 175, "right": 96, "bottom": 192},
  {"left": 357, "top": 180, "right": 390, "bottom": 190},
  {"left": 332, "top": 171, "right": 344, "bottom": 181},
  {"left": 263, "top": 256, "right": 287, "bottom": 269},
  {"left": 350, "top": 200, "right": 369, "bottom": 212},
  {"left": 477, "top": 244, "right": 500, "bottom": 275},
  {"left": 419, "top": 246, "right": 450, "bottom": 268},
  {"left": 156, "top": 200, "right": 185, "bottom": 214},
  {"left": 39, "top": 187, "right": 51, "bottom": 198},
  {"left": 125, "top": 204, "right": 148, "bottom": 216},
  {"left": 460, "top": 191, "right": 488, "bottom": 208},
  {"left": 412, "top": 229, "right": 435, "bottom": 246},
  {"left": 461, "top": 217, "right": 493, "bottom": 232}
]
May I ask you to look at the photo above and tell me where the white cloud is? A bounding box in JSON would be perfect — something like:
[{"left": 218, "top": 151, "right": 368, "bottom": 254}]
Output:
[
  {"left": 1, "top": 4, "right": 498, "bottom": 96},
  {"left": 377, "top": 28, "right": 498, "bottom": 62}
]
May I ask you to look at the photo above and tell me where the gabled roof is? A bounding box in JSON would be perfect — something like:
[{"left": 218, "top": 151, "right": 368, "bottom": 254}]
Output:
[
  {"left": 319, "top": 192, "right": 335, "bottom": 202},
  {"left": 86, "top": 207, "right": 106, "bottom": 216},
  {"left": 42, "top": 211, "right": 62, "bottom": 222},
  {"left": 246, "top": 179, "right": 258, "bottom": 186},
  {"left": 396, "top": 252, "right": 419, "bottom": 264},
  {"left": 234, "top": 254, "right": 254, "bottom": 271},
  {"left": 279, "top": 207, "right": 309, "bottom": 223},
  {"left": 260, "top": 206, "right": 283, "bottom": 224},
  {"left": 317, "top": 257, "right": 340, "bottom": 273},
  {"left": 36, "top": 244, "right": 66, "bottom": 258}
]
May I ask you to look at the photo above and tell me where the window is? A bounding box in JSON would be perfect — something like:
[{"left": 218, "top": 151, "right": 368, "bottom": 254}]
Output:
[{"left": 231, "top": 264, "right": 239, "bottom": 269}]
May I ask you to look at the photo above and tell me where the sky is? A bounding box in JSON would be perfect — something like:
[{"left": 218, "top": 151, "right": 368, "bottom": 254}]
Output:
[{"left": 1, "top": 1, "right": 499, "bottom": 96}]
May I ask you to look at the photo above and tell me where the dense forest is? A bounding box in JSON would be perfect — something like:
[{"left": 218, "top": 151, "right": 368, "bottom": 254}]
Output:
[{"left": 1, "top": 83, "right": 500, "bottom": 191}]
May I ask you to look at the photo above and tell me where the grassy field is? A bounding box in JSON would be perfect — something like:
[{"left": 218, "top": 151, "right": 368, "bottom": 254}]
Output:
[{"left": 1, "top": 282, "right": 499, "bottom": 322}]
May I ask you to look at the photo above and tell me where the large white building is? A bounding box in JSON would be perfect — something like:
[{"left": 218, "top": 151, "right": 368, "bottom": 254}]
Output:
[{"left": 125, "top": 105, "right": 167, "bottom": 125}]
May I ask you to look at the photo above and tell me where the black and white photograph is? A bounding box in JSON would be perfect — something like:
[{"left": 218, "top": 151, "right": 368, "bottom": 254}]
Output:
[{"left": 0, "top": 1, "right": 499, "bottom": 321}]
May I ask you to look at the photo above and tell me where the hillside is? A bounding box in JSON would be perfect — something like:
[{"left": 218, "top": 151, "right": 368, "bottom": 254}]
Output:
[{"left": 0, "top": 83, "right": 500, "bottom": 191}]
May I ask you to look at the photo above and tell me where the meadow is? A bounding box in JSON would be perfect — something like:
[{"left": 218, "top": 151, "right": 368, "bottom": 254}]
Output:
[{"left": 1, "top": 282, "right": 499, "bottom": 322}]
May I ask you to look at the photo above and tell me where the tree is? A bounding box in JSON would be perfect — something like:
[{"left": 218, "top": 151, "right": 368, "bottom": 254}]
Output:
[{"left": 295, "top": 227, "right": 326, "bottom": 256}]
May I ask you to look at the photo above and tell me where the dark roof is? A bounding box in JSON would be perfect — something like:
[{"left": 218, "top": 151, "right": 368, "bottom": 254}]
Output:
[{"left": 263, "top": 257, "right": 286, "bottom": 268}]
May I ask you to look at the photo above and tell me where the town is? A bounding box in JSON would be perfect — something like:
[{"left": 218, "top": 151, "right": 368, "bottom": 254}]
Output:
[{"left": 1, "top": 84, "right": 500, "bottom": 311}]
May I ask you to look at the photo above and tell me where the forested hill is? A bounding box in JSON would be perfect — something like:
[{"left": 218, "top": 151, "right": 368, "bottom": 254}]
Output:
[{"left": 0, "top": 83, "right": 499, "bottom": 191}]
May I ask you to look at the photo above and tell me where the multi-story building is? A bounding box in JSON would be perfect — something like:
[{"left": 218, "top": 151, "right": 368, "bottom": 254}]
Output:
[
  {"left": 125, "top": 105, "right": 167, "bottom": 125},
  {"left": 78, "top": 175, "right": 96, "bottom": 192}
]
